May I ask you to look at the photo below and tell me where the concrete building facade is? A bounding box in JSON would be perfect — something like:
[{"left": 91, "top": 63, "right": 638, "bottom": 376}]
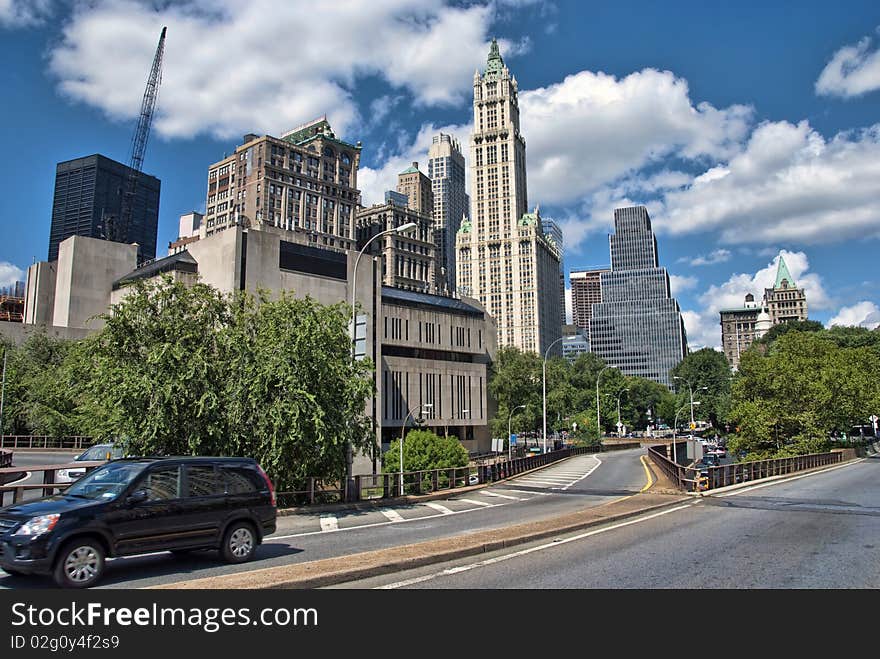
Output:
[
  {"left": 590, "top": 206, "right": 687, "bottom": 388},
  {"left": 455, "top": 40, "right": 562, "bottom": 355},
  {"left": 542, "top": 218, "right": 566, "bottom": 328},
  {"left": 396, "top": 162, "right": 433, "bottom": 216},
  {"left": 428, "top": 134, "right": 468, "bottom": 295},
  {"left": 201, "top": 117, "right": 361, "bottom": 253},
  {"left": 48, "top": 154, "right": 161, "bottom": 264},
  {"left": 570, "top": 266, "right": 610, "bottom": 334}
]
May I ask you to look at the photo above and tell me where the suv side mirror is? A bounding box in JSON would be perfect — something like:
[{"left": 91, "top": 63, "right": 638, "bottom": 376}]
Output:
[{"left": 126, "top": 489, "right": 149, "bottom": 506}]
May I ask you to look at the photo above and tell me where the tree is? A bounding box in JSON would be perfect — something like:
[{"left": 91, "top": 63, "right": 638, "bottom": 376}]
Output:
[
  {"left": 753, "top": 319, "right": 824, "bottom": 346},
  {"left": 670, "top": 348, "right": 732, "bottom": 427},
  {"left": 72, "top": 277, "right": 375, "bottom": 491},
  {"left": 488, "top": 346, "right": 542, "bottom": 438},
  {"left": 383, "top": 429, "right": 469, "bottom": 473}
]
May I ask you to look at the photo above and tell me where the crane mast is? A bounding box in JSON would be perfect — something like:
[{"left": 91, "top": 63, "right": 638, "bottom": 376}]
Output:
[{"left": 107, "top": 26, "right": 166, "bottom": 263}]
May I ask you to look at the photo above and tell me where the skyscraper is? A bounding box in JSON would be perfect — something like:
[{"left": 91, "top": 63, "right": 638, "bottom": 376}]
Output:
[
  {"left": 570, "top": 266, "right": 610, "bottom": 333},
  {"left": 590, "top": 206, "right": 687, "bottom": 388},
  {"left": 542, "top": 218, "right": 566, "bottom": 327},
  {"left": 428, "top": 133, "right": 468, "bottom": 294},
  {"left": 763, "top": 255, "right": 808, "bottom": 325},
  {"left": 456, "top": 40, "right": 563, "bottom": 355},
  {"left": 48, "top": 154, "right": 161, "bottom": 263}
]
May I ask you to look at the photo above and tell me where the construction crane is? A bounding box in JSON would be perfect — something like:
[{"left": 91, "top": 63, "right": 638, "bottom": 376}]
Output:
[{"left": 105, "top": 26, "right": 166, "bottom": 263}]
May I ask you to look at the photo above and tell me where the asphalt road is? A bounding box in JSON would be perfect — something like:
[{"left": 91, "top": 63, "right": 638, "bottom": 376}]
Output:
[
  {"left": 0, "top": 447, "right": 649, "bottom": 589},
  {"left": 339, "top": 454, "right": 880, "bottom": 589}
]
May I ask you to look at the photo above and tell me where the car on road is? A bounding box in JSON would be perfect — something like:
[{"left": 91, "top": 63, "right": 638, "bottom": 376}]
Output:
[
  {"left": 56, "top": 443, "right": 125, "bottom": 484},
  {"left": 0, "top": 456, "right": 277, "bottom": 588}
]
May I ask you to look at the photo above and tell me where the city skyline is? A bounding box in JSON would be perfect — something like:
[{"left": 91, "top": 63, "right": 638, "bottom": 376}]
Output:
[{"left": 1, "top": 1, "right": 880, "bottom": 349}]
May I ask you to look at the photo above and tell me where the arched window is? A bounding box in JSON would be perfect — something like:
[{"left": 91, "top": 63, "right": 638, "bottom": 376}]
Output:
[
  {"left": 323, "top": 146, "right": 334, "bottom": 158},
  {"left": 341, "top": 152, "right": 351, "bottom": 165}
]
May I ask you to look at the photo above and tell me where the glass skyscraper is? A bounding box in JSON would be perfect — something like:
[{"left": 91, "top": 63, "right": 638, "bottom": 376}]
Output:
[{"left": 590, "top": 206, "right": 687, "bottom": 388}]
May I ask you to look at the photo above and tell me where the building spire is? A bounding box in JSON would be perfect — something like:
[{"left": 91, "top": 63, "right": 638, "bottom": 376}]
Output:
[
  {"left": 484, "top": 37, "right": 504, "bottom": 78},
  {"left": 775, "top": 254, "right": 795, "bottom": 288}
]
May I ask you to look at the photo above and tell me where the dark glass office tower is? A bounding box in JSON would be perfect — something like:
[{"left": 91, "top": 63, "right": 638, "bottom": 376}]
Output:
[
  {"left": 590, "top": 206, "right": 687, "bottom": 388},
  {"left": 48, "top": 154, "right": 161, "bottom": 262}
]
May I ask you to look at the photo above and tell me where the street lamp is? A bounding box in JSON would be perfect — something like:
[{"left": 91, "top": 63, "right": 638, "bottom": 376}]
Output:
[
  {"left": 673, "top": 401, "right": 700, "bottom": 442},
  {"left": 595, "top": 365, "right": 610, "bottom": 441},
  {"left": 348, "top": 221, "right": 418, "bottom": 495},
  {"left": 607, "top": 389, "right": 629, "bottom": 436},
  {"left": 508, "top": 404, "right": 526, "bottom": 460},
  {"left": 400, "top": 402, "right": 433, "bottom": 496},
  {"left": 543, "top": 336, "right": 565, "bottom": 454},
  {"left": 673, "top": 376, "right": 708, "bottom": 431}
]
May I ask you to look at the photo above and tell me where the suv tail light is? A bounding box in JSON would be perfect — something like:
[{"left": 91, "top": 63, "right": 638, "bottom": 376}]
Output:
[{"left": 256, "top": 465, "right": 276, "bottom": 507}]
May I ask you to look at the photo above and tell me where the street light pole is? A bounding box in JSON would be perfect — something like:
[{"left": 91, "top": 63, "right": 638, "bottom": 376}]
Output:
[
  {"left": 595, "top": 365, "right": 610, "bottom": 441},
  {"left": 349, "top": 221, "right": 418, "bottom": 497},
  {"left": 543, "top": 336, "right": 565, "bottom": 454},
  {"left": 508, "top": 404, "right": 526, "bottom": 461},
  {"left": 673, "top": 376, "right": 707, "bottom": 434},
  {"left": 616, "top": 388, "right": 629, "bottom": 436},
  {"left": 400, "top": 402, "right": 433, "bottom": 496}
]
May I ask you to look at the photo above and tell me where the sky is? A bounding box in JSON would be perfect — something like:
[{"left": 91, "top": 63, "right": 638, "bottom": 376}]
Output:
[{"left": 1, "top": 0, "right": 880, "bottom": 348}]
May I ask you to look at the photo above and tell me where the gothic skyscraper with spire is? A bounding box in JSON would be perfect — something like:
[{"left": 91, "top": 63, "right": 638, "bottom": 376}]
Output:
[{"left": 455, "top": 40, "right": 563, "bottom": 355}]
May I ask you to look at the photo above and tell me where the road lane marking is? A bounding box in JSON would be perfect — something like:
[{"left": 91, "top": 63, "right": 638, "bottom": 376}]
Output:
[
  {"left": 561, "top": 457, "right": 602, "bottom": 491},
  {"left": 376, "top": 503, "right": 696, "bottom": 589},
  {"left": 424, "top": 502, "right": 454, "bottom": 515},
  {"left": 379, "top": 508, "right": 405, "bottom": 522},
  {"left": 457, "top": 498, "right": 492, "bottom": 507},
  {"left": 715, "top": 459, "right": 866, "bottom": 498},
  {"left": 266, "top": 500, "right": 509, "bottom": 541},
  {"left": 320, "top": 515, "right": 339, "bottom": 532},
  {"left": 481, "top": 491, "right": 524, "bottom": 501},
  {"left": 639, "top": 455, "right": 654, "bottom": 492}
]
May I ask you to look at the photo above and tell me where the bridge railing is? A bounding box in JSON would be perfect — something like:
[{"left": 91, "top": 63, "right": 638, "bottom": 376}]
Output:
[
  {"left": 0, "top": 436, "right": 94, "bottom": 450},
  {"left": 0, "top": 461, "right": 106, "bottom": 506}
]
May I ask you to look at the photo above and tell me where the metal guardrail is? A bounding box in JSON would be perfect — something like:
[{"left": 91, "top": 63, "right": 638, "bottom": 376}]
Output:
[
  {"left": 0, "top": 460, "right": 105, "bottom": 506},
  {"left": 647, "top": 444, "right": 843, "bottom": 492},
  {"left": 0, "top": 436, "right": 94, "bottom": 450}
]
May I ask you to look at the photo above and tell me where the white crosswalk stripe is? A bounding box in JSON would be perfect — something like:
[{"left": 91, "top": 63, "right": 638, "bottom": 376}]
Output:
[
  {"left": 482, "top": 490, "right": 524, "bottom": 501},
  {"left": 319, "top": 515, "right": 338, "bottom": 532},
  {"left": 424, "top": 502, "right": 454, "bottom": 515},
  {"left": 504, "top": 455, "right": 602, "bottom": 492},
  {"left": 458, "top": 498, "right": 493, "bottom": 507},
  {"left": 378, "top": 508, "right": 404, "bottom": 522}
]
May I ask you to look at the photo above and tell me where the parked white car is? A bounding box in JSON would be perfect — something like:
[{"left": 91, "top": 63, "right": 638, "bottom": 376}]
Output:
[{"left": 56, "top": 443, "right": 124, "bottom": 484}]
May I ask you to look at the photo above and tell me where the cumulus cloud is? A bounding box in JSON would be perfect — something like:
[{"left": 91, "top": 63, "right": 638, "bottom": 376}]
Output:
[
  {"left": 669, "top": 274, "right": 698, "bottom": 296},
  {"left": 0, "top": 261, "right": 24, "bottom": 288},
  {"left": 654, "top": 120, "right": 880, "bottom": 245},
  {"left": 681, "top": 250, "right": 831, "bottom": 349},
  {"left": 519, "top": 68, "right": 753, "bottom": 206},
  {"left": 816, "top": 31, "right": 880, "bottom": 98},
  {"left": 0, "top": 0, "right": 51, "bottom": 27},
  {"left": 828, "top": 301, "right": 880, "bottom": 329},
  {"left": 679, "top": 249, "right": 731, "bottom": 267},
  {"left": 47, "top": 0, "right": 503, "bottom": 140}
]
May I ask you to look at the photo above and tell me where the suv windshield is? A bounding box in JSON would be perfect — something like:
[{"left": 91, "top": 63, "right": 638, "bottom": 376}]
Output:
[
  {"left": 65, "top": 462, "right": 147, "bottom": 500},
  {"left": 77, "top": 445, "right": 124, "bottom": 461}
]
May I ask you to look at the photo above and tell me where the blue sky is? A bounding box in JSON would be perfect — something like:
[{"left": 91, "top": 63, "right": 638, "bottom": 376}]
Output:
[{"left": 2, "top": 0, "right": 880, "bottom": 347}]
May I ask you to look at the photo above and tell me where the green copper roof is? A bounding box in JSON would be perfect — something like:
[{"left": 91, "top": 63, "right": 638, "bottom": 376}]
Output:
[
  {"left": 519, "top": 211, "right": 539, "bottom": 227},
  {"left": 775, "top": 255, "right": 796, "bottom": 288},
  {"left": 281, "top": 117, "right": 361, "bottom": 151},
  {"left": 399, "top": 165, "right": 420, "bottom": 175},
  {"left": 484, "top": 38, "right": 504, "bottom": 78},
  {"left": 457, "top": 218, "right": 472, "bottom": 234}
]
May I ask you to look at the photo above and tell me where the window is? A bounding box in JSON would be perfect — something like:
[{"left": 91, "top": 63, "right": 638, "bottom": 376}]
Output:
[
  {"left": 142, "top": 466, "right": 181, "bottom": 501},
  {"left": 187, "top": 465, "right": 218, "bottom": 497},
  {"left": 221, "top": 465, "right": 261, "bottom": 494}
]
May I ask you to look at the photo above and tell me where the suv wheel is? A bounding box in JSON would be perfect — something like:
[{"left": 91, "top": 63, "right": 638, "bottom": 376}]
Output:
[
  {"left": 221, "top": 522, "right": 256, "bottom": 564},
  {"left": 53, "top": 539, "right": 105, "bottom": 588}
]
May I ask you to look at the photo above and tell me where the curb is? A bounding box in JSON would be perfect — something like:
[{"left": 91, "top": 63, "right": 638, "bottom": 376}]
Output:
[{"left": 149, "top": 491, "right": 688, "bottom": 590}]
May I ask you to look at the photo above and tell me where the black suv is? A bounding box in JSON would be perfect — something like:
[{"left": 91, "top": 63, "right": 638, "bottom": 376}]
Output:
[{"left": 0, "top": 457, "right": 277, "bottom": 588}]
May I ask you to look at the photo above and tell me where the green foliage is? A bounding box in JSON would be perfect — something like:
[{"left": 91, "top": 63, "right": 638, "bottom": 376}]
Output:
[
  {"left": 382, "top": 429, "right": 469, "bottom": 473},
  {"left": 669, "top": 347, "right": 732, "bottom": 427},
  {"left": 729, "top": 330, "right": 880, "bottom": 459},
  {"left": 67, "top": 277, "right": 374, "bottom": 490},
  {"left": 753, "top": 319, "right": 825, "bottom": 346}
]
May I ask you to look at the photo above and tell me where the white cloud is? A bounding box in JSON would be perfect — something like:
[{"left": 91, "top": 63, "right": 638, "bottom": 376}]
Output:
[
  {"left": 828, "top": 301, "right": 880, "bottom": 329},
  {"left": 519, "top": 68, "right": 753, "bottom": 206},
  {"left": 0, "top": 261, "right": 24, "bottom": 288},
  {"left": 679, "top": 249, "right": 731, "bottom": 267},
  {"left": 0, "top": 0, "right": 51, "bottom": 27},
  {"left": 669, "top": 274, "right": 698, "bottom": 296},
  {"left": 654, "top": 120, "right": 880, "bottom": 245},
  {"left": 682, "top": 250, "right": 831, "bottom": 349},
  {"left": 816, "top": 32, "right": 880, "bottom": 98},
  {"left": 47, "top": 0, "right": 502, "bottom": 140}
]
